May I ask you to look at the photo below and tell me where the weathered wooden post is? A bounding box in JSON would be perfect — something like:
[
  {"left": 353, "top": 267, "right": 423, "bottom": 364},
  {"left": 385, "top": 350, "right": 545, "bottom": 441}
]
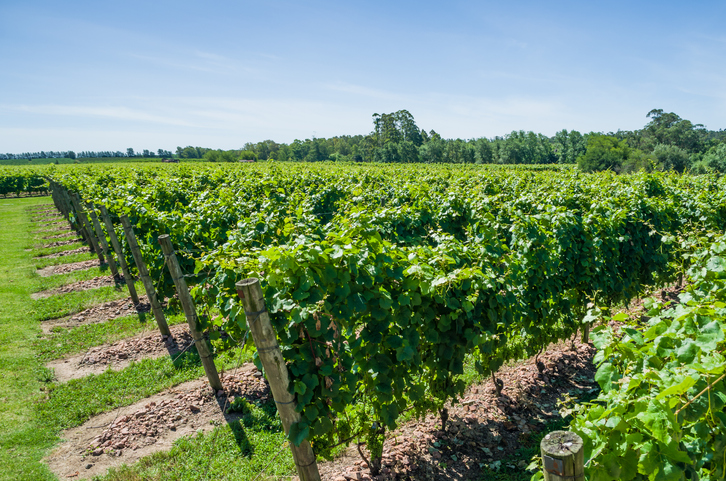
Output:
[
  {"left": 70, "top": 193, "right": 104, "bottom": 262},
  {"left": 235, "top": 278, "right": 321, "bottom": 481},
  {"left": 60, "top": 187, "right": 82, "bottom": 233},
  {"left": 158, "top": 235, "right": 222, "bottom": 391},
  {"left": 86, "top": 205, "right": 120, "bottom": 279},
  {"left": 99, "top": 206, "right": 140, "bottom": 305},
  {"left": 540, "top": 431, "right": 584, "bottom": 481},
  {"left": 119, "top": 215, "right": 170, "bottom": 336}
]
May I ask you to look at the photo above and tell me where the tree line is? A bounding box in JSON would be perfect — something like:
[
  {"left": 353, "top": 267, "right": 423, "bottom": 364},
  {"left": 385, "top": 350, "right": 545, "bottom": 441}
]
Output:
[
  {"left": 4, "top": 109, "right": 725, "bottom": 172},
  {"left": 236, "top": 109, "right": 726, "bottom": 173},
  {"left": 1, "top": 149, "right": 174, "bottom": 161}
]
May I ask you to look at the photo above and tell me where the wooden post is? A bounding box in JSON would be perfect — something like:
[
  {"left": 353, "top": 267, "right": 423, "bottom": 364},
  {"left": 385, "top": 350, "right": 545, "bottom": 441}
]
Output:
[
  {"left": 582, "top": 326, "right": 590, "bottom": 344},
  {"left": 119, "top": 215, "right": 170, "bottom": 336},
  {"left": 50, "top": 181, "right": 62, "bottom": 214},
  {"left": 59, "top": 187, "right": 80, "bottom": 231},
  {"left": 86, "top": 205, "right": 120, "bottom": 279},
  {"left": 99, "top": 206, "right": 140, "bottom": 305},
  {"left": 158, "top": 235, "right": 222, "bottom": 391},
  {"left": 65, "top": 190, "right": 91, "bottom": 246},
  {"left": 70, "top": 193, "right": 104, "bottom": 262},
  {"left": 235, "top": 278, "right": 321, "bottom": 481},
  {"left": 540, "top": 431, "right": 584, "bottom": 481}
]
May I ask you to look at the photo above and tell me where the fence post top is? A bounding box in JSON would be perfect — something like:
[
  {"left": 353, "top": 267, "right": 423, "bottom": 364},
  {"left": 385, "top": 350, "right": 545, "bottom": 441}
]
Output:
[
  {"left": 158, "top": 234, "right": 170, "bottom": 241},
  {"left": 236, "top": 278, "right": 260, "bottom": 288}
]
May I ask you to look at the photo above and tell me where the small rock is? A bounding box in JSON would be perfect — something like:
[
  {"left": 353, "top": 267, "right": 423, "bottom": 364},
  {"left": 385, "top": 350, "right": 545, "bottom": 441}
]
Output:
[{"left": 85, "top": 464, "right": 93, "bottom": 469}]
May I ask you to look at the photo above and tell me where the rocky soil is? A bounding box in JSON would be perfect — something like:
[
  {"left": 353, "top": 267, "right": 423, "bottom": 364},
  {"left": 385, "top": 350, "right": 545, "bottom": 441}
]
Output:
[
  {"left": 45, "top": 365, "right": 270, "bottom": 480},
  {"left": 40, "top": 238, "right": 83, "bottom": 249},
  {"left": 37, "top": 259, "right": 105, "bottom": 277},
  {"left": 41, "top": 296, "right": 150, "bottom": 333},
  {"left": 47, "top": 324, "right": 195, "bottom": 382},
  {"left": 33, "top": 246, "right": 91, "bottom": 260},
  {"left": 42, "top": 232, "right": 79, "bottom": 240},
  {"left": 319, "top": 341, "right": 597, "bottom": 481},
  {"left": 31, "top": 275, "right": 120, "bottom": 299}
]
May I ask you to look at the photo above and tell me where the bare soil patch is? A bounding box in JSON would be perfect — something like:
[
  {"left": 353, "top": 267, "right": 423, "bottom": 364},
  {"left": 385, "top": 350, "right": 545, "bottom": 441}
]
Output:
[
  {"left": 319, "top": 341, "right": 597, "bottom": 481},
  {"left": 47, "top": 324, "right": 195, "bottom": 382},
  {"left": 37, "top": 259, "right": 105, "bottom": 278},
  {"left": 33, "top": 246, "right": 91, "bottom": 260},
  {"left": 45, "top": 365, "right": 269, "bottom": 480},
  {"left": 31, "top": 214, "right": 63, "bottom": 222},
  {"left": 40, "top": 296, "right": 151, "bottom": 333},
  {"left": 40, "top": 238, "right": 83, "bottom": 249},
  {"left": 31, "top": 275, "right": 120, "bottom": 299},
  {"left": 34, "top": 220, "right": 67, "bottom": 228},
  {"left": 32, "top": 225, "right": 73, "bottom": 235},
  {"left": 42, "top": 232, "right": 78, "bottom": 240}
]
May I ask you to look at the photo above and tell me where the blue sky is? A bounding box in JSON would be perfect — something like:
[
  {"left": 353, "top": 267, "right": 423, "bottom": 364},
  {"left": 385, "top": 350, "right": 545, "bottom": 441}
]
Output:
[{"left": 1, "top": 0, "right": 725, "bottom": 152}]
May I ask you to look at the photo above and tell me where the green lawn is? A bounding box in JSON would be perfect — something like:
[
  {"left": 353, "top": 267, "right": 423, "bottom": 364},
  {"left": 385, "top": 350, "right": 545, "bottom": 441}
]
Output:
[
  {"left": 0, "top": 197, "right": 296, "bottom": 481},
  {"left": 0, "top": 196, "right": 61, "bottom": 481}
]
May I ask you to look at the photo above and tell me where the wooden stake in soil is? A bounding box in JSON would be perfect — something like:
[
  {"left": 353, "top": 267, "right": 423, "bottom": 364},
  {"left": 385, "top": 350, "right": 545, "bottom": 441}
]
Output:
[
  {"left": 119, "top": 215, "right": 170, "bottom": 336},
  {"left": 235, "top": 278, "right": 321, "bottom": 481},
  {"left": 158, "top": 235, "right": 222, "bottom": 391},
  {"left": 86, "top": 205, "right": 120, "bottom": 279},
  {"left": 540, "top": 431, "right": 584, "bottom": 481},
  {"left": 70, "top": 193, "right": 104, "bottom": 262},
  {"left": 99, "top": 206, "right": 140, "bottom": 305},
  {"left": 61, "top": 188, "right": 84, "bottom": 239}
]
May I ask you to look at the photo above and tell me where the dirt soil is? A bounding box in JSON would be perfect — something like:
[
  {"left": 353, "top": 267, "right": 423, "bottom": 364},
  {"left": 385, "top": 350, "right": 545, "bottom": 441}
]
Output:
[
  {"left": 31, "top": 275, "right": 120, "bottom": 299},
  {"left": 42, "top": 232, "right": 79, "bottom": 240},
  {"left": 33, "top": 220, "right": 67, "bottom": 228},
  {"left": 31, "top": 214, "right": 63, "bottom": 222},
  {"left": 40, "top": 296, "right": 151, "bottom": 333},
  {"left": 33, "top": 246, "right": 91, "bottom": 260},
  {"left": 45, "top": 364, "right": 270, "bottom": 480},
  {"left": 40, "top": 238, "right": 83, "bottom": 249},
  {"left": 32, "top": 225, "right": 73, "bottom": 235},
  {"left": 47, "top": 324, "right": 195, "bottom": 382},
  {"left": 37, "top": 259, "right": 105, "bottom": 277},
  {"left": 318, "top": 341, "right": 597, "bottom": 481}
]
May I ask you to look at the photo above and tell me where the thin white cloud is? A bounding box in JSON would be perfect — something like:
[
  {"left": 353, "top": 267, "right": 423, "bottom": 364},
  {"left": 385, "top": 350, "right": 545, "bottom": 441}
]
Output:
[{"left": 2, "top": 104, "right": 196, "bottom": 127}]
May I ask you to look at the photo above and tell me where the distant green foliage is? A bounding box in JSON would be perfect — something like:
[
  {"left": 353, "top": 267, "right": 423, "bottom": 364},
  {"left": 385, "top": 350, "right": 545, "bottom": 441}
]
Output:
[
  {"left": 177, "top": 145, "right": 213, "bottom": 159},
  {"left": 653, "top": 143, "right": 691, "bottom": 172},
  {"left": 577, "top": 135, "right": 630, "bottom": 172},
  {"left": 237, "top": 150, "right": 258, "bottom": 161},
  {"left": 692, "top": 143, "right": 726, "bottom": 173},
  {"left": 203, "top": 149, "right": 237, "bottom": 162}
]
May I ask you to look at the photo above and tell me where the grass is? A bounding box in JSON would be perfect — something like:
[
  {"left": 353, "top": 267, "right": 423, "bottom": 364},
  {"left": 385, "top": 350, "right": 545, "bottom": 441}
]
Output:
[
  {"left": 36, "top": 350, "right": 246, "bottom": 431},
  {"left": 31, "top": 241, "right": 85, "bottom": 257},
  {"left": 96, "top": 405, "right": 295, "bottom": 481},
  {"left": 32, "top": 285, "right": 137, "bottom": 321},
  {"left": 34, "top": 251, "right": 97, "bottom": 268},
  {"left": 33, "top": 264, "right": 113, "bottom": 291},
  {"left": 0, "top": 197, "right": 297, "bottom": 481},
  {"left": 35, "top": 311, "right": 188, "bottom": 362},
  {"left": 0, "top": 197, "right": 62, "bottom": 481}
]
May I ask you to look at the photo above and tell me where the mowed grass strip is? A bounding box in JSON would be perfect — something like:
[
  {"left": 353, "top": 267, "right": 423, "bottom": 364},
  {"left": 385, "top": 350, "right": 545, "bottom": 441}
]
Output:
[
  {"left": 37, "top": 352, "right": 241, "bottom": 431},
  {"left": 35, "top": 311, "right": 188, "bottom": 362},
  {"left": 33, "top": 264, "right": 115, "bottom": 291},
  {"left": 0, "top": 197, "right": 59, "bottom": 481},
  {"left": 34, "top": 251, "right": 97, "bottom": 269},
  {"left": 97, "top": 406, "right": 295, "bottom": 481},
  {"left": 31, "top": 241, "right": 86, "bottom": 257},
  {"left": 32, "top": 284, "right": 138, "bottom": 321},
  {"left": 1, "top": 197, "right": 295, "bottom": 481}
]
